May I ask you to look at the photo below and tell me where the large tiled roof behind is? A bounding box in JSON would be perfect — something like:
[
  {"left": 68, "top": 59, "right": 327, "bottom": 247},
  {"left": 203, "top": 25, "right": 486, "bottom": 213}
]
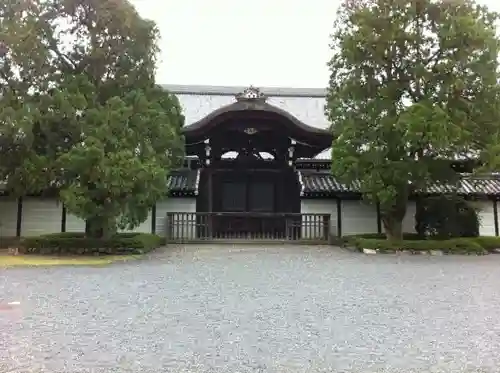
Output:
[
  {"left": 300, "top": 171, "right": 500, "bottom": 197},
  {"left": 167, "top": 169, "right": 199, "bottom": 196},
  {"left": 162, "top": 84, "right": 330, "bottom": 130},
  {"left": 0, "top": 170, "right": 200, "bottom": 197}
]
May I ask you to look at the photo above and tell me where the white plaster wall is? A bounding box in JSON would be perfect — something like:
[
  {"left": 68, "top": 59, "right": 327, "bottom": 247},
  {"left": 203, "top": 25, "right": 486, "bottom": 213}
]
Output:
[
  {"left": 155, "top": 198, "right": 197, "bottom": 238},
  {"left": 341, "top": 200, "right": 379, "bottom": 236},
  {"left": 300, "top": 199, "right": 337, "bottom": 239},
  {"left": 301, "top": 199, "right": 419, "bottom": 237},
  {"left": 3, "top": 196, "right": 490, "bottom": 239},
  {"left": 474, "top": 200, "right": 496, "bottom": 236},
  {"left": 17, "top": 199, "right": 192, "bottom": 236},
  {"left": 66, "top": 209, "right": 154, "bottom": 234},
  {"left": 65, "top": 212, "right": 85, "bottom": 233},
  {"left": 0, "top": 197, "right": 18, "bottom": 237},
  {"left": 21, "top": 198, "right": 62, "bottom": 237}
]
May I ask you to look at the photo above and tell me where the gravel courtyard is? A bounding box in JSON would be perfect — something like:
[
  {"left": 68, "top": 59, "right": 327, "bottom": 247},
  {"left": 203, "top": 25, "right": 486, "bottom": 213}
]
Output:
[{"left": 1, "top": 245, "right": 500, "bottom": 373}]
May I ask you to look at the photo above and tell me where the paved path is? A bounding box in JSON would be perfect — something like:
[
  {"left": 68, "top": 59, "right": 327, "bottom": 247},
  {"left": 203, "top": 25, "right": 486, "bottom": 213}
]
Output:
[{"left": 1, "top": 245, "right": 500, "bottom": 372}]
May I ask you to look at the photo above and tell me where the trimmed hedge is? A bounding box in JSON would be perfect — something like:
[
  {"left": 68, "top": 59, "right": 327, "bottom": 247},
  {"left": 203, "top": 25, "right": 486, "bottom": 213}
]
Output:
[
  {"left": 0, "top": 236, "right": 22, "bottom": 249},
  {"left": 348, "top": 237, "right": 486, "bottom": 255},
  {"left": 472, "top": 236, "right": 500, "bottom": 252},
  {"left": 342, "top": 233, "right": 422, "bottom": 242},
  {"left": 343, "top": 234, "right": 500, "bottom": 254},
  {"left": 21, "top": 232, "right": 163, "bottom": 256},
  {"left": 415, "top": 195, "right": 480, "bottom": 239}
]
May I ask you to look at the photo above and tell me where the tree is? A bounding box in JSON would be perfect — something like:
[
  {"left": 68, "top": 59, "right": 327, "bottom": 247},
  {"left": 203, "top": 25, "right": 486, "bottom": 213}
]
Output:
[
  {"left": 415, "top": 195, "right": 480, "bottom": 239},
  {"left": 326, "top": 0, "right": 500, "bottom": 240},
  {"left": 0, "top": 0, "right": 184, "bottom": 238}
]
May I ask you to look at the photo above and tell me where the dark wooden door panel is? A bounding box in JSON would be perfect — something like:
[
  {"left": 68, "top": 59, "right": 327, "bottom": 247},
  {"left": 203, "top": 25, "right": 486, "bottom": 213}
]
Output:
[
  {"left": 249, "top": 182, "right": 274, "bottom": 212},
  {"left": 221, "top": 181, "right": 246, "bottom": 212}
]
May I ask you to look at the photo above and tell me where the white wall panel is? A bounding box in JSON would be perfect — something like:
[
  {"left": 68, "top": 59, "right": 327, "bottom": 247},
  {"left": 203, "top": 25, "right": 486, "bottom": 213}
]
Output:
[
  {"left": 155, "top": 198, "right": 197, "bottom": 238},
  {"left": 475, "top": 200, "right": 497, "bottom": 237},
  {"left": 21, "top": 198, "right": 61, "bottom": 237},
  {"left": 0, "top": 197, "right": 18, "bottom": 237},
  {"left": 341, "top": 200, "right": 379, "bottom": 236},
  {"left": 300, "top": 199, "right": 338, "bottom": 239}
]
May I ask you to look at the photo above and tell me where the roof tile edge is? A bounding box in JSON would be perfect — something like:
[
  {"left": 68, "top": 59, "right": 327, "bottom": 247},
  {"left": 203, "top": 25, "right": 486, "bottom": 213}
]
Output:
[{"left": 160, "top": 84, "right": 327, "bottom": 98}]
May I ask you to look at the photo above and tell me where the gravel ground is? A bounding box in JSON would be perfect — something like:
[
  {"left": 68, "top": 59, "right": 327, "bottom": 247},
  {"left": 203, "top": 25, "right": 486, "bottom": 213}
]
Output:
[{"left": 1, "top": 245, "right": 500, "bottom": 373}]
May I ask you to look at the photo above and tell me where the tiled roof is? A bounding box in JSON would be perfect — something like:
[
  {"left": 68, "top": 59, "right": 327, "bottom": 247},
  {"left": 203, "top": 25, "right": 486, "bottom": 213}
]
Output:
[
  {"left": 0, "top": 170, "right": 200, "bottom": 197},
  {"left": 162, "top": 84, "right": 327, "bottom": 98},
  {"left": 167, "top": 169, "right": 199, "bottom": 196},
  {"left": 300, "top": 171, "right": 500, "bottom": 197},
  {"left": 167, "top": 89, "right": 329, "bottom": 130},
  {"left": 300, "top": 172, "right": 360, "bottom": 195},
  {"left": 424, "top": 177, "right": 500, "bottom": 196}
]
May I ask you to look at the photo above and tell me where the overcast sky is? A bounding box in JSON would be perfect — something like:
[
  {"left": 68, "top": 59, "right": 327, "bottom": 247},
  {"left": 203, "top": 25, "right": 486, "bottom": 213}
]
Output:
[{"left": 131, "top": 0, "right": 500, "bottom": 89}]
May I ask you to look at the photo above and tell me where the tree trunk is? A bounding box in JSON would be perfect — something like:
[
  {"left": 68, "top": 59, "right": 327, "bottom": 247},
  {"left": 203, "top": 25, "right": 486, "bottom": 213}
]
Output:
[
  {"left": 382, "top": 216, "right": 403, "bottom": 241},
  {"left": 85, "top": 216, "right": 115, "bottom": 239},
  {"left": 381, "top": 187, "right": 408, "bottom": 241}
]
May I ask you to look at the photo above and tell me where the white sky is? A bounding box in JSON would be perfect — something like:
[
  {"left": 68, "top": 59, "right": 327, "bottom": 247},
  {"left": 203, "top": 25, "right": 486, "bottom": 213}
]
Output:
[{"left": 131, "top": 0, "right": 500, "bottom": 89}]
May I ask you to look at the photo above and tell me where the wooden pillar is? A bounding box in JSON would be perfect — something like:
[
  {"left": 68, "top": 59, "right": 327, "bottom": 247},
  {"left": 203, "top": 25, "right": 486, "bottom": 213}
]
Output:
[
  {"left": 208, "top": 169, "right": 213, "bottom": 213},
  {"left": 151, "top": 204, "right": 157, "bottom": 234},
  {"left": 494, "top": 199, "right": 499, "bottom": 237},
  {"left": 208, "top": 169, "right": 213, "bottom": 238},
  {"left": 336, "top": 197, "right": 342, "bottom": 237},
  {"left": 61, "top": 205, "right": 67, "bottom": 233},
  {"left": 16, "top": 197, "right": 23, "bottom": 237},
  {"left": 376, "top": 202, "right": 382, "bottom": 234}
]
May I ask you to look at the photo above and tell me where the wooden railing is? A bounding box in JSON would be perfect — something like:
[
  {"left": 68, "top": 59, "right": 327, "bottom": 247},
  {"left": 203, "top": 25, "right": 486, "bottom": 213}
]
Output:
[{"left": 166, "top": 212, "right": 331, "bottom": 243}]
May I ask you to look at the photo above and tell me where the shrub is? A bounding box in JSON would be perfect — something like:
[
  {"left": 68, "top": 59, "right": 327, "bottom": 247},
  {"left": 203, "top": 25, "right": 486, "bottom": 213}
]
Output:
[
  {"left": 21, "top": 232, "right": 163, "bottom": 256},
  {"left": 342, "top": 232, "right": 421, "bottom": 245},
  {"left": 351, "top": 237, "right": 486, "bottom": 255},
  {"left": 0, "top": 236, "right": 21, "bottom": 249},
  {"left": 472, "top": 236, "right": 500, "bottom": 252},
  {"left": 415, "top": 195, "right": 480, "bottom": 239}
]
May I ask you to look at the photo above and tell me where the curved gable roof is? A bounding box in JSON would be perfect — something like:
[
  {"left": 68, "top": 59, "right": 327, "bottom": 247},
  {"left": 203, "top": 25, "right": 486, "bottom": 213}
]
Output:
[
  {"left": 162, "top": 84, "right": 330, "bottom": 130},
  {"left": 182, "top": 96, "right": 330, "bottom": 138},
  {"left": 172, "top": 86, "right": 331, "bottom": 148}
]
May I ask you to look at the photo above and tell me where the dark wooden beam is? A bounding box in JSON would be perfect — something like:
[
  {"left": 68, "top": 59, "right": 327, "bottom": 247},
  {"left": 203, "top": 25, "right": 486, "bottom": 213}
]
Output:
[
  {"left": 61, "top": 205, "right": 67, "bottom": 233},
  {"left": 494, "top": 199, "right": 499, "bottom": 237},
  {"left": 376, "top": 202, "right": 382, "bottom": 234},
  {"left": 208, "top": 169, "right": 213, "bottom": 213},
  {"left": 151, "top": 204, "right": 157, "bottom": 234},
  {"left": 336, "top": 198, "right": 342, "bottom": 237},
  {"left": 16, "top": 197, "right": 23, "bottom": 237}
]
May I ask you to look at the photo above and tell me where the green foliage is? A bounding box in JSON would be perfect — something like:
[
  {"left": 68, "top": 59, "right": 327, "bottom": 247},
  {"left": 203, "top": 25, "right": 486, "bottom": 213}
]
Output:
[
  {"left": 351, "top": 237, "right": 486, "bottom": 255},
  {"left": 326, "top": 0, "right": 500, "bottom": 240},
  {"left": 0, "top": 0, "right": 184, "bottom": 237},
  {"left": 342, "top": 232, "right": 422, "bottom": 241},
  {"left": 415, "top": 196, "right": 480, "bottom": 238},
  {"left": 472, "top": 236, "right": 500, "bottom": 252},
  {"left": 21, "top": 232, "right": 162, "bottom": 255},
  {"left": 343, "top": 232, "right": 500, "bottom": 254},
  {"left": 0, "top": 236, "right": 21, "bottom": 249}
]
